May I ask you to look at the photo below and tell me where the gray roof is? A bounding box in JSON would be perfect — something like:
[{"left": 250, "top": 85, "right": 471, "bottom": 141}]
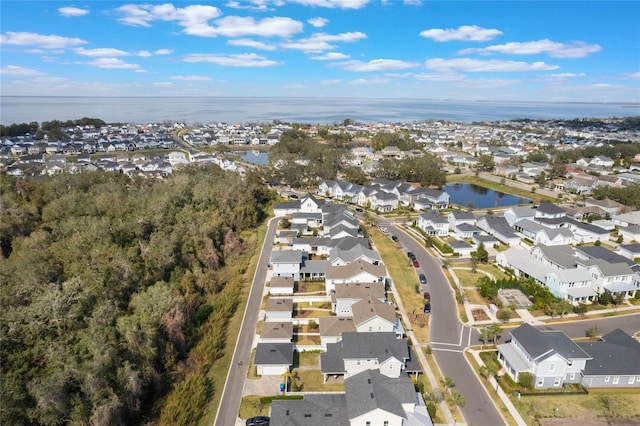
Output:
[
  {"left": 319, "top": 316, "right": 356, "bottom": 337},
  {"left": 450, "top": 210, "right": 475, "bottom": 220},
  {"left": 537, "top": 202, "right": 566, "bottom": 215},
  {"left": 449, "top": 239, "right": 472, "bottom": 249},
  {"left": 535, "top": 244, "right": 577, "bottom": 269},
  {"left": 266, "top": 297, "right": 293, "bottom": 312},
  {"left": 254, "top": 342, "right": 293, "bottom": 366},
  {"left": 535, "top": 216, "right": 609, "bottom": 235},
  {"left": 270, "top": 250, "right": 306, "bottom": 264},
  {"left": 478, "top": 215, "right": 519, "bottom": 239},
  {"left": 455, "top": 223, "right": 480, "bottom": 233},
  {"left": 419, "top": 210, "right": 448, "bottom": 224},
  {"left": 300, "top": 260, "right": 331, "bottom": 274},
  {"left": 270, "top": 394, "right": 349, "bottom": 426},
  {"left": 577, "top": 246, "right": 635, "bottom": 266},
  {"left": 578, "top": 329, "right": 640, "bottom": 376},
  {"left": 270, "top": 276, "right": 295, "bottom": 288},
  {"left": 321, "top": 332, "right": 409, "bottom": 375},
  {"left": 261, "top": 322, "right": 293, "bottom": 340},
  {"left": 511, "top": 323, "right": 591, "bottom": 362},
  {"left": 345, "top": 369, "right": 414, "bottom": 420}
]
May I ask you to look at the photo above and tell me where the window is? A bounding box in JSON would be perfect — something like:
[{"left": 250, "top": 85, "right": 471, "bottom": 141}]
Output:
[
  {"left": 549, "top": 363, "right": 555, "bottom": 371},
  {"left": 613, "top": 376, "right": 620, "bottom": 384},
  {"left": 554, "top": 377, "right": 561, "bottom": 386},
  {"left": 384, "top": 422, "right": 389, "bottom": 426},
  {"left": 570, "top": 373, "right": 575, "bottom": 380},
  {"left": 605, "top": 376, "right": 610, "bottom": 382},
  {"left": 537, "top": 378, "right": 544, "bottom": 387},
  {"left": 366, "top": 422, "right": 371, "bottom": 426},
  {"left": 628, "top": 376, "right": 635, "bottom": 385}
]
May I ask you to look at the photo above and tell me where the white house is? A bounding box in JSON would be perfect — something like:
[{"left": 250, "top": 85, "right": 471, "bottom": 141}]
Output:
[{"left": 417, "top": 210, "right": 449, "bottom": 236}]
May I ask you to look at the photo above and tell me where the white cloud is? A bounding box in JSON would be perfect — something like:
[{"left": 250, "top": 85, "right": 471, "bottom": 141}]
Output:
[
  {"left": 622, "top": 72, "right": 640, "bottom": 80},
  {"left": 538, "top": 72, "right": 586, "bottom": 81},
  {"left": 58, "top": 6, "right": 89, "bottom": 17},
  {"left": 414, "top": 71, "right": 466, "bottom": 82},
  {"left": 0, "top": 31, "right": 87, "bottom": 49},
  {"left": 182, "top": 53, "right": 280, "bottom": 67},
  {"left": 227, "top": 39, "right": 277, "bottom": 50},
  {"left": 214, "top": 16, "right": 304, "bottom": 38},
  {"left": 74, "top": 47, "right": 130, "bottom": 57},
  {"left": 171, "top": 75, "right": 212, "bottom": 81},
  {"left": 403, "top": 0, "right": 422, "bottom": 5},
  {"left": 349, "top": 76, "right": 391, "bottom": 84},
  {"left": 459, "top": 39, "right": 601, "bottom": 58},
  {"left": 137, "top": 49, "right": 173, "bottom": 57},
  {"left": 225, "top": 0, "right": 269, "bottom": 10},
  {"left": 308, "top": 17, "right": 329, "bottom": 28},
  {"left": 424, "top": 58, "right": 559, "bottom": 72},
  {"left": 282, "top": 31, "right": 366, "bottom": 52},
  {"left": 116, "top": 3, "right": 221, "bottom": 36},
  {"left": 84, "top": 58, "right": 140, "bottom": 69},
  {"left": 419, "top": 25, "right": 503, "bottom": 42},
  {"left": 153, "top": 82, "right": 175, "bottom": 87},
  {"left": 311, "top": 52, "right": 350, "bottom": 60},
  {"left": 289, "top": 0, "right": 370, "bottom": 9},
  {"left": 339, "top": 59, "right": 419, "bottom": 72},
  {"left": 283, "top": 83, "right": 306, "bottom": 89},
  {"left": 320, "top": 79, "right": 342, "bottom": 85},
  {"left": 0, "top": 65, "right": 45, "bottom": 76}
]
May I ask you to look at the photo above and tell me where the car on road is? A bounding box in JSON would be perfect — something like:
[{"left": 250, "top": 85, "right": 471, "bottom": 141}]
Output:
[
  {"left": 391, "top": 235, "right": 399, "bottom": 242},
  {"left": 412, "top": 259, "right": 419, "bottom": 267},
  {"left": 355, "top": 207, "right": 363, "bottom": 212},
  {"left": 419, "top": 273, "right": 427, "bottom": 284},
  {"left": 246, "top": 416, "right": 270, "bottom": 426},
  {"left": 407, "top": 251, "right": 415, "bottom": 259},
  {"left": 423, "top": 291, "right": 430, "bottom": 300},
  {"left": 423, "top": 302, "right": 431, "bottom": 313}
]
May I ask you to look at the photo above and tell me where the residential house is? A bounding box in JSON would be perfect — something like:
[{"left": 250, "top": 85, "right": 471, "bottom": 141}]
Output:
[
  {"left": 333, "top": 282, "right": 386, "bottom": 317},
  {"left": 254, "top": 342, "right": 293, "bottom": 376},
  {"left": 477, "top": 215, "right": 521, "bottom": 246},
  {"left": 319, "top": 317, "right": 356, "bottom": 348},
  {"left": 324, "top": 260, "right": 386, "bottom": 295},
  {"left": 321, "top": 332, "right": 413, "bottom": 380},
  {"left": 352, "top": 296, "right": 400, "bottom": 335},
  {"left": 448, "top": 239, "right": 474, "bottom": 257},
  {"left": 448, "top": 210, "right": 475, "bottom": 231},
  {"left": 578, "top": 329, "right": 640, "bottom": 388},
  {"left": 270, "top": 394, "right": 349, "bottom": 426},
  {"left": 270, "top": 250, "right": 307, "bottom": 280},
  {"left": 269, "top": 276, "right": 295, "bottom": 295},
  {"left": 585, "top": 198, "right": 624, "bottom": 216},
  {"left": 260, "top": 322, "right": 293, "bottom": 344},
  {"left": 498, "top": 323, "right": 592, "bottom": 388},
  {"left": 329, "top": 238, "right": 382, "bottom": 266},
  {"left": 617, "top": 244, "right": 640, "bottom": 261},
  {"left": 264, "top": 298, "right": 293, "bottom": 322},
  {"left": 504, "top": 206, "right": 535, "bottom": 227},
  {"left": 612, "top": 211, "right": 640, "bottom": 228},
  {"left": 417, "top": 210, "right": 448, "bottom": 236}
]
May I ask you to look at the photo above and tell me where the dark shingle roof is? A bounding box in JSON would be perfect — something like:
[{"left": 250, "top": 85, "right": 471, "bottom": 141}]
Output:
[
  {"left": 578, "top": 329, "right": 640, "bottom": 376},
  {"left": 254, "top": 342, "right": 293, "bottom": 365},
  {"left": 270, "top": 394, "right": 349, "bottom": 426},
  {"left": 511, "top": 323, "right": 591, "bottom": 362},
  {"left": 345, "top": 370, "right": 413, "bottom": 420}
]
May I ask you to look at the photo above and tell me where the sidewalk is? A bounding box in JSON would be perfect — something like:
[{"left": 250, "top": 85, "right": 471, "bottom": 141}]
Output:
[{"left": 467, "top": 349, "right": 528, "bottom": 426}]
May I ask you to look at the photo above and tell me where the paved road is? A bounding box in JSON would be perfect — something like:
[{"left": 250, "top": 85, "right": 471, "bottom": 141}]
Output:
[
  {"left": 393, "top": 226, "right": 506, "bottom": 426},
  {"left": 214, "top": 217, "right": 280, "bottom": 426}
]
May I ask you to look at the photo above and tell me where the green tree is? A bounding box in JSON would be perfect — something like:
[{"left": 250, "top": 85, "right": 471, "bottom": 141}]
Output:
[{"left": 447, "top": 390, "right": 466, "bottom": 412}]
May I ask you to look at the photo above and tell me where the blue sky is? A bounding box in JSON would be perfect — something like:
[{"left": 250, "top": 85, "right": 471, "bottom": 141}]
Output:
[{"left": 1, "top": 0, "right": 639, "bottom": 102}]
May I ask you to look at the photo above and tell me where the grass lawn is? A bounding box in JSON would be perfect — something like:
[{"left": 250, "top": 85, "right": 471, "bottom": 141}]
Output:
[
  {"left": 239, "top": 395, "right": 271, "bottom": 419},
  {"left": 370, "top": 228, "right": 428, "bottom": 340},
  {"left": 293, "top": 308, "right": 333, "bottom": 318},
  {"left": 464, "top": 288, "right": 488, "bottom": 305},
  {"left": 297, "top": 351, "right": 320, "bottom": 367},
  {"left": 465, "top": 352, "right": 519, "bottom": 426},
  {"left": 296, "top": 281, "right": 325, "bottom": 293},
  {"left": 198, "top": 222, "right": 269, "bottom": 426},
  {"left": 292, "top": 334, "right": 321, "bottom": 344},
  {"left": 294, "top": 369, "right": 344, "bottom": 392},
  {"left": 512, "top": 392, "right": 640, "bottom": 424}
]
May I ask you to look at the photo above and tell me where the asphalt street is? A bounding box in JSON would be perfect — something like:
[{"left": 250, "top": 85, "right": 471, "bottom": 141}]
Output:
[
  {"left": 214, "top": 217, "right": 279, "bottom": 426},
  {"left": 392, "top": 225, "right": 506, "bottom": 426}
]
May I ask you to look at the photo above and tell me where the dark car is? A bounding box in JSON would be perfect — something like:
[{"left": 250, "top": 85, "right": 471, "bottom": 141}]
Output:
[
  {"left": 355, "top": 207, "right": 363, "bottom": 212},
  {"left": 246, "top": 416, "right": 270, "bottom": 426},
  {"left": 391, "top": 235, "right": 399, "bottom": 242},
  {"left": 423, "top": 302, "right": 431, "bottom": 313},
  {"left": 419, "top": 273, "right": 427, "bottom": 284},
  {"left": 407, "top": 251, "right": 415, "bottom": 259},
  {"left": 412, "top": 259, "right": 419, "bottom": 267},
  {"left": 423, "top": 291, "right": 431, "bottom": 300}
]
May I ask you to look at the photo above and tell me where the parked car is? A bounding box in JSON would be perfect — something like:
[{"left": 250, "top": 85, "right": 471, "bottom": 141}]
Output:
[
  {"left": 423, "top": 292, "right": 430, "bottom": 300},
  {"left": 355, "top": 207, "right": 363, "bottom": 212},
  {"left": 391, "top": 235, "right": 399, "bottom": 242},
  {"left": 407, "top": 251, "right": 415, "bottom": 259},
  {"left": 246, "top": 416, "right": 270, "bottom": 426},
  {"left": 419, "top": 273, "right": 427, "bottom": 284},
  {"left": 423, "top": 302, "right": 431, "bottom": 313},
  {"left": 412, "top": 259, "right": 419, "bottom": 267}
]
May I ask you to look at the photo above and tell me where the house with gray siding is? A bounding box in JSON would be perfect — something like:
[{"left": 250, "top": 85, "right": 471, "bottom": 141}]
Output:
[{"left": 578, "top": 329, "right": 640, "bottom": 388}]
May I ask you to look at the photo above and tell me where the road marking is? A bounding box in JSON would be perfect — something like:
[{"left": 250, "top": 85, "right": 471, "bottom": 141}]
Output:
[
  {"left": 430, "top": 341, "right": 462, "bottom": 347},
  {"left": 431, "top": 347, "right": 464, "bottom": 353}
]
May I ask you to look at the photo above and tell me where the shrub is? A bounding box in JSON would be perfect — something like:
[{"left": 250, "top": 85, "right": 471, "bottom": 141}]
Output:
[
  {"left": 518, "top": 372, "right": 534, "bottom": 390},
  {"left": 427, "top": 402, "right": 436, "bottom": 419}
]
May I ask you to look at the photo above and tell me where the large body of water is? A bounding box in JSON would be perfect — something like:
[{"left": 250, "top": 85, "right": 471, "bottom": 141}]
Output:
[
  {"left": 444, "top": 182, "right": 532, "bottom": 208},
  {"left": 1, "top": 96, "right": 637, "bottom": 125}
]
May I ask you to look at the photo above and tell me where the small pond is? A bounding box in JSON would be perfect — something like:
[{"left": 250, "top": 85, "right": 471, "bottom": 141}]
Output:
[
  {"left": 443, "top": 183, "right": 533, "bottom": 209},
  {"left": 232, "top": 150, "right": 269, "bottom": 165}
]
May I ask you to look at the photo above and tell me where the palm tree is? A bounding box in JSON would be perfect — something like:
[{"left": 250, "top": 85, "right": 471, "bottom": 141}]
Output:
[
  {"left": 281, "top": 370, "right": 295, "bottom": 393},
  {"left": 487, "top": 322, "right": 502, "bottom": 345},
  {"left": 440, "top": 376, "right": 455, "bottom": 394},
  {"left": 447, "top": 390, "right": 466, "bottom": 413}
]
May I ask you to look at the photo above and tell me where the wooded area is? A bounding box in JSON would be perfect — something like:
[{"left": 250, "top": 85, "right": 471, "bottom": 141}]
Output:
[{"left": 0, "top": 166, "right": 274, "bottom": 425}]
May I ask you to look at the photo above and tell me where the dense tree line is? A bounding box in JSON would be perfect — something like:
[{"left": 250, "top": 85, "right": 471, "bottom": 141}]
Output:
[
  {"left": 0, "top": 166, "right": 273, "bottom": 425},
  {"left": 552, "top": 142, "right": 640, "bottom": 165},
  {"left": 0, "top": 117, "right": 106, "bottom": 138},
  {"left": 374, "top": 153, "right": 446, "bottom": 187},
  {"left": 592, "top": 183, "right": 640, "bottom": 209}
]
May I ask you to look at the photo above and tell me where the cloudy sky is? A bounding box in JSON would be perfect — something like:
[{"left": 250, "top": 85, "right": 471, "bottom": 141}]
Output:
[{"left": 1, "top": 0, "right": 639, "bottom": 102}]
